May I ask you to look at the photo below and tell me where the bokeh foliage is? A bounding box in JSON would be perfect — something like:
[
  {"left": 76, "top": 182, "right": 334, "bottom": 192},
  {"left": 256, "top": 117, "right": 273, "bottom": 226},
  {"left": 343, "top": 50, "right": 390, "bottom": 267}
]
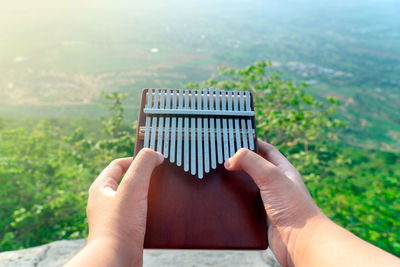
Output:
[
  {"left": 0, "top": 93, "right": 135, "bottom": 251},
  {"left": 188, "top": 60, "right": 346, "bottom": 178},
  {"left": 189, "top": 61, "right": 399, "bottom": 254},
  {"left": 0, "top": 62, "right": 399, "bottom": 255}
]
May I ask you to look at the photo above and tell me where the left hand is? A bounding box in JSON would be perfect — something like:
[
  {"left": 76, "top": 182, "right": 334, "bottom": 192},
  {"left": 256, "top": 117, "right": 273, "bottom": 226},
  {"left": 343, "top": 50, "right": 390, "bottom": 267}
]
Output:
[{"left": 84, "top": 149, "right": 163, "bottom": 266}]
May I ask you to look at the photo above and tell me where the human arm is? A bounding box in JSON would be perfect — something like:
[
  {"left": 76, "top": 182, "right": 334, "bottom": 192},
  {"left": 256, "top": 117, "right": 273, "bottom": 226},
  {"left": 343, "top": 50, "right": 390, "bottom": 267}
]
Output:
[
  {"left": 224, "top": 140, "right": 400, "bottom": 267},
  {"left": 65, "top": 149, "right": 164, "bottom": 267}
]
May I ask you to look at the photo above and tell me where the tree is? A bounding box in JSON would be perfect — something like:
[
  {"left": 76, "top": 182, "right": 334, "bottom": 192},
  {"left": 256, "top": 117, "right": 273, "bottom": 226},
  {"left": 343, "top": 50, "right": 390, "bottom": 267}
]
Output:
[
  {"left": 0, "top": 92, "right": 135, "bottom": 250},
  {"left": 188, "top": 60, "right": 346, "bottom": 179},
  {"left": 0, "top": 62, "right": 398, "bottom": 255}
]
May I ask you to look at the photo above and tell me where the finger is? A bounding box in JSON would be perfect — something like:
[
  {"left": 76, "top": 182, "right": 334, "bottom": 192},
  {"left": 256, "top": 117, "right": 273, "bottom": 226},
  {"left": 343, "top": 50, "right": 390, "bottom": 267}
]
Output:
[
  {"left": 257, "top": 140, "right": 301, "bottom": 180},
  {"left": 117, "top": 148, "right": 164, "bottom": 203},
  {"left": 90, "top": 158, "right": 133, "bottom": 193},
  {"left": 252, "top": 141, "right": 309, "bottom": 194},
  {"left": 224, "top": 148, "right": 287, "bottom": 189}
]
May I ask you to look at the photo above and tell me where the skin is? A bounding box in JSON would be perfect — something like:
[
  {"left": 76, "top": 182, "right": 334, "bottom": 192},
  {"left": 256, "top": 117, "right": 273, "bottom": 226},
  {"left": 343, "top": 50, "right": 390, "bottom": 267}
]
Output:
[
  {"left": 66, "top": 142, "right": 400, "bottom": 267},
  {"left": 66, "top": 148, "right": 164, "bottom": 267},
  {"left": 225, "top": 141, "right": 400, "bottom": 267}
]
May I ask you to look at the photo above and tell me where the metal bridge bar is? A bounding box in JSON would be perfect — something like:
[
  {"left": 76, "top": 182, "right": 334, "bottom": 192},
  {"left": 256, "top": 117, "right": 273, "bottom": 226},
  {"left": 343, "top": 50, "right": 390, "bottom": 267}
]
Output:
[{"left": 143, "top": 108, "right": 254, "bottom": 117}]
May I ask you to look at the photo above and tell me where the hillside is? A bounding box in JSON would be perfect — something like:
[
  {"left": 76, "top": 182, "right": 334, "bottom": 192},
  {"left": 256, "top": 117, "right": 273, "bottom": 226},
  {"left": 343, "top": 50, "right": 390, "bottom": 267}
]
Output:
[
  {"left": 1, "top": 0, "right": 400, "bottom": 150},
  {"left": 1, "top": 64, "right": 399, "bottom": 255}
]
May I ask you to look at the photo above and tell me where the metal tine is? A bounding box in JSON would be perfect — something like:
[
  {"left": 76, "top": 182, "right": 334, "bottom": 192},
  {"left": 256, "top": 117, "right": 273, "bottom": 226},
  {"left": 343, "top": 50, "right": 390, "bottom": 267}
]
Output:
[
  {"left": 163, "top": 90, "right": 171, "bottom": 158},
  {"left": 177, "top": 90, "right": 184, "bottom": 166},
  {"left": 215, "top": 89, "right": 223, "bottom": 164},
  {"left": 239, "top": 91, "right": 248, "bottom": 149},
  {"left": 150, "top": 89, "right": 159, "bottom": 150},
  {"left": 190, "top": 90, "right": 197, "bottom": 176},
  {"left": 203, "top": 89, "right": 210, "bottom": 173},
  {"left": 209, "top": 88, "right": 217, "bottom": 169},
  {"left": 246, "top": 91, "right": 255, "bottom": 150},
  {"left": 197, "top": 90, "right": 203, "bottom": 178},
  {"left": 156, "top": 90, "right": 165, "bottom": 153},
  {"left": 143, "top": 89, "right": 152, "bottom": 148},
  {"left": 227, "top": 91, "right": 235, "bottom": 157},
  {"left": 184, "top": 90, "right": 190, "bottom": 172},
  {"left": 169, "top": 90, "right": 177, "bottom": 162},
  {"left": 221, "top": 90, "right": 229, "bottom": 161},
  {"left": 234, "top": 91, "right": 242, "bottom": 151}
]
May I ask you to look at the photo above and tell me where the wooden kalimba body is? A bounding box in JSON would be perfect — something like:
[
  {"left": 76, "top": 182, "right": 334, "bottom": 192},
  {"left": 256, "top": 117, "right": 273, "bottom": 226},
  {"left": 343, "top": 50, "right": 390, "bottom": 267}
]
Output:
[{"left": 134, "top": 88, "right": 267, "bottom": 249}]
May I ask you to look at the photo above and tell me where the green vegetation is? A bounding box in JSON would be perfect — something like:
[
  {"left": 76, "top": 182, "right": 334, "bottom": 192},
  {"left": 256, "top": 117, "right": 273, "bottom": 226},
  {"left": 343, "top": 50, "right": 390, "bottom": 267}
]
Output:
[
  {"left": 0, "top": 62, "right": 399, "bottom": 255},
  {"left": 0, "top": 94, "right": 135, "bottom": 251},
  {"left": 1, "top": 0, "right": 400, "bottom": 150}
]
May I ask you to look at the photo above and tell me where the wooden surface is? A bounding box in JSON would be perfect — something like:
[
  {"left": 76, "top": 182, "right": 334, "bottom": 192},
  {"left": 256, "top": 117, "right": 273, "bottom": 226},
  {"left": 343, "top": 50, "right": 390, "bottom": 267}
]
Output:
[{"left": 134, "top": 88, "right": 267, "bottom": 249}]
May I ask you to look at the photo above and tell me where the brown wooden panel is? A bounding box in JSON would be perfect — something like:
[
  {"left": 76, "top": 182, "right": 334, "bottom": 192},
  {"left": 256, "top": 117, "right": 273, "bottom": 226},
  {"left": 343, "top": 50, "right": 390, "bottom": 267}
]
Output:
[{"left": 134, "top": 88, "right": 267, "bottom": 249}]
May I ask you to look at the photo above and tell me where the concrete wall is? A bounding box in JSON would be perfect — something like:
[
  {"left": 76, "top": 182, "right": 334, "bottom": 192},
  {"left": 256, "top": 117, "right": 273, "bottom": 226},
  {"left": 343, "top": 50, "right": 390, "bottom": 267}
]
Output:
[{"left": 0, "top": 239, "right": 281, "bottom": 267}]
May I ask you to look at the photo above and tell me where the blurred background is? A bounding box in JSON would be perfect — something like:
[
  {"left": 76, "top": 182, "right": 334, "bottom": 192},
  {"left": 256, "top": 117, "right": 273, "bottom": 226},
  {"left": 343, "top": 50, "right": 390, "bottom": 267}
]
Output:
[{"left": 0, "top": 0, "right": 399, "bottom": 256}]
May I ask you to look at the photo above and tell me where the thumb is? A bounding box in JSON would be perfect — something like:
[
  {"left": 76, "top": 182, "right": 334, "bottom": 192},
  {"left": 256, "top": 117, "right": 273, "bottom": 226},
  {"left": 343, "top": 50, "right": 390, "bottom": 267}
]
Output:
[
  {"left": 224, "top": 148, "right": 287, "bottom": 189},
  {"left": 117, "top": 148, "right": 164, "bottom": 203}
]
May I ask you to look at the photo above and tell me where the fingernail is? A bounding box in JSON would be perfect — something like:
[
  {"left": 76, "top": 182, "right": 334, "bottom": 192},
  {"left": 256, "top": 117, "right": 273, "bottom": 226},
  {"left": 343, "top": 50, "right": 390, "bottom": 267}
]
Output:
[
  {"left": 156, "top": 152, "right": 164, "bottom": 162},
  {"left": 224, "top": 158, "right": 231, "bottom": 169}
]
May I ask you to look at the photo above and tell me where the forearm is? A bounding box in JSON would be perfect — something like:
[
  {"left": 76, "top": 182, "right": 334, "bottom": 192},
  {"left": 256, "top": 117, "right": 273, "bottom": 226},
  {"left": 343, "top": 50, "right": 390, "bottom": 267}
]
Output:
[
  {"left": 290, "top": 216, "right": 399, "bottom": 267},
  {"left": 65, "top": 237, "right": 142, "bottom": 267}
]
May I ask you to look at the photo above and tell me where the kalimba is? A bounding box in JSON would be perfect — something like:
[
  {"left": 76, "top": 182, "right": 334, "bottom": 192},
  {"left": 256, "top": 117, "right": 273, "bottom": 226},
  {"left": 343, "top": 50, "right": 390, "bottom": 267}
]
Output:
[{"left": 134, "top": 88, "right": 267, "bottom": 249}]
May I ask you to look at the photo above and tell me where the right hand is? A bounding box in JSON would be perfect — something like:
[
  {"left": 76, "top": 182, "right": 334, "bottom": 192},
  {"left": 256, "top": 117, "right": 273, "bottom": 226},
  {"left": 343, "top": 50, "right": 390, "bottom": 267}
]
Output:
[{"left": 224, "top": 140, "right": 327, "bottom": 266}]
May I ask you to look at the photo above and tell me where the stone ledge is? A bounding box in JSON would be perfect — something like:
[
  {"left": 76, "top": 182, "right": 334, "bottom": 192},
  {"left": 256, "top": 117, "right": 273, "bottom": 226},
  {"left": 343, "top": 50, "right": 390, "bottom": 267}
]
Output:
[{"left": 0, "top": 239, "right": 280, "bottom": 267}]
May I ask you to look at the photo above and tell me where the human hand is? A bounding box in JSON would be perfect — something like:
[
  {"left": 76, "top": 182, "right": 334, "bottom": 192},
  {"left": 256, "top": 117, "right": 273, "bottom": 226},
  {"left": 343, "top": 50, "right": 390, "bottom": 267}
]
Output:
[
  {"left": 67, "top": 143, "right": 398, "bottom": 267},
  {"left": 224, "top": 140, "right": 327, "bottom": 266},
  {"left": 83, "top": 149, "right": 163, "bottom": 266}
]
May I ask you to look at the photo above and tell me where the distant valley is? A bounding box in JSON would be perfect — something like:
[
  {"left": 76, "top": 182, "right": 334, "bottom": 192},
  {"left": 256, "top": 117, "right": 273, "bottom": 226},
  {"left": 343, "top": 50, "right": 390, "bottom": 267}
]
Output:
[{"left": 1, "top": 0, "right": 399, "bottom": 150}]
